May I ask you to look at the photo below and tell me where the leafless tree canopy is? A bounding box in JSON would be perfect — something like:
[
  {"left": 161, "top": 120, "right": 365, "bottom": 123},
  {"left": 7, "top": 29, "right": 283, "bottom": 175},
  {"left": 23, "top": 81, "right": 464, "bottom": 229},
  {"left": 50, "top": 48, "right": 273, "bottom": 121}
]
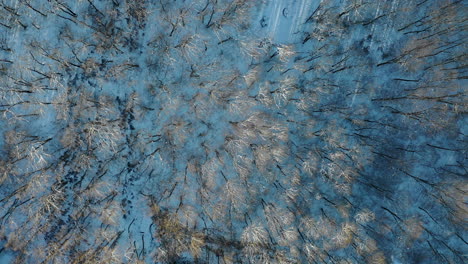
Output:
[{"left": 0, "top": 0, "right": 466, "bottom": 263}]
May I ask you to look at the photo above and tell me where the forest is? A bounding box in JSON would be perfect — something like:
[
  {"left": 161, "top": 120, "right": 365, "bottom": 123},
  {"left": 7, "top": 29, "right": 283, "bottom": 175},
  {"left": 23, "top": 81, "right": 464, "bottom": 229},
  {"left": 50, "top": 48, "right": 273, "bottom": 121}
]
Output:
[{"left": 0, "top": 0, "right": 466, "bottom": 263}]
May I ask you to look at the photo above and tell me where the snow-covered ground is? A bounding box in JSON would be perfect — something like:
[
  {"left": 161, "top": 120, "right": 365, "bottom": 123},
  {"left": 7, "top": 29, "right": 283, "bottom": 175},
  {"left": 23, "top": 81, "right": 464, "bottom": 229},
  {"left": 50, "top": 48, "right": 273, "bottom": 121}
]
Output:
[{"left": 256, "top": 0, "right": 320, "bottom": 43}]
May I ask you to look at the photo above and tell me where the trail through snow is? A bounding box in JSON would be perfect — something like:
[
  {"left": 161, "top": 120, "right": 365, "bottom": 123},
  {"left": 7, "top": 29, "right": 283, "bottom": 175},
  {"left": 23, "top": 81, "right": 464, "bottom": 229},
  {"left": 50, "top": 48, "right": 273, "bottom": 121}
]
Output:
[{"left": 259, "top": 0, "right": 318, "bottom": 43}]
